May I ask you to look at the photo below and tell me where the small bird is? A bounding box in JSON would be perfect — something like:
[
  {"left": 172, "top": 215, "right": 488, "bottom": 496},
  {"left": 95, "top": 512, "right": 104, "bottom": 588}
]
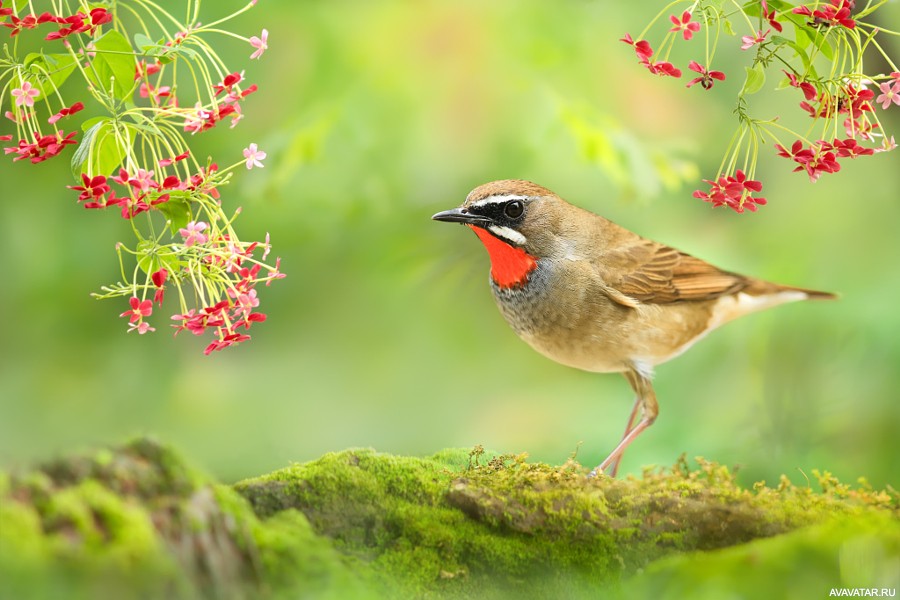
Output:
[{"left": 433, "top": 180, "right": 835, "bottom": 476}]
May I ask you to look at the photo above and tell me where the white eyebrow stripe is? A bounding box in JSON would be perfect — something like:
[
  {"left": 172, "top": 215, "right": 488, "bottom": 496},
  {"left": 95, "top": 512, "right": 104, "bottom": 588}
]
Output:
[
  {"left": 467, "top": 194, "right": 529, "bottom": 208},
  {"left": 488, "top": 225, "right": 527, "bottom": 246}
]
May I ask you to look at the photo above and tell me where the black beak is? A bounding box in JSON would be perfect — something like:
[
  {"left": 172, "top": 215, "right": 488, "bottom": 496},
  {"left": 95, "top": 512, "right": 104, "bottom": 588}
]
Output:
[{"left": 431, "top": 207, "right": 492, "bottom": 227}]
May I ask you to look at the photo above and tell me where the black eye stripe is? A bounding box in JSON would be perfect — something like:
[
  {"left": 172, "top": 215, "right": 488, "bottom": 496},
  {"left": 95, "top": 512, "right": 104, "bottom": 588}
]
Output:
[{"left": 467, "top": 198, "right": 528, "bottom": 222}]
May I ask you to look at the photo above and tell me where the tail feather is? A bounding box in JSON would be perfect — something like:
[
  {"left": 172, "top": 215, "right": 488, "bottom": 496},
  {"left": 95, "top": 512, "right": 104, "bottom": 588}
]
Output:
[{"left": 744, "top": 279, "right": 837, "bottom": 301}]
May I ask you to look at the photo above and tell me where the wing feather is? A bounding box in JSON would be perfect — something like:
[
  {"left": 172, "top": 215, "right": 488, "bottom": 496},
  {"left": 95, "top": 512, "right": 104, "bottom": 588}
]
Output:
[{"left": 599, "top": 240, "right": 748, "bottom": 305}]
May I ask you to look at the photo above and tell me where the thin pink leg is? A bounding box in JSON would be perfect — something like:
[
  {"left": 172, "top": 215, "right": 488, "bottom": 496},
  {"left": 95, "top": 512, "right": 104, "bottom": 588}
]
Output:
[
  {"left": 591, "top": 369, "right": 658, "bottom": 477},
  {"left": 607, "top": 395, "right": 641, "bottom": 477}
]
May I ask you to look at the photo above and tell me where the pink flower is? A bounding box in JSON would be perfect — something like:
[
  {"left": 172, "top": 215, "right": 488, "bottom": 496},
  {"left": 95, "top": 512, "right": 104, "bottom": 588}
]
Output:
[
  {"left": 11, "top": 82, "right": 39, "bottom": 107},
  {"left": 121, "top": 296, "right": 153, "bottom": 323},
  {"left": 128, "top": 321, "right": 155, "bottom": 334},
  {"left": 875, "top": 81, "right": 900, "bottom": 110},
  {"left": 262, "top": 232, "right": 271, "bottom": 260},
  {"left": 129, "top": 168, "right": 157, "bottom": 192},
  {"left": 875, "top": 136, "right": 897, "bottom": 153},
  {"left": 243, "top": 143, "right": 266, "bottom": 169},
  {"left": 179, "top": 221, "right": 209, "bottom": 247},
  {"left": 741, "top": 29, "right": 769, "bottom": 51},
  {"left": 249, "top": 29, "right": 268, "bottom": 59},
  {"left": 686, "top": 61, "right": 725, "bottom": 89},
  {"left": 669, "top": 11, "right": 701, "bottom": 41},
  {"left": 266, "top": 257, "right": 285, "bottom": 286},
  {"left": 235, "top": 289, "right": 259, "bottom": 316}
]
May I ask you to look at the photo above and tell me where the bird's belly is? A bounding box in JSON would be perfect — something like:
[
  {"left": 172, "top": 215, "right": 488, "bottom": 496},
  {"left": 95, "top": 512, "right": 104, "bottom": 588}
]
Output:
[{"left": 491, "top": 267, "right": 717, "bottom": 374}]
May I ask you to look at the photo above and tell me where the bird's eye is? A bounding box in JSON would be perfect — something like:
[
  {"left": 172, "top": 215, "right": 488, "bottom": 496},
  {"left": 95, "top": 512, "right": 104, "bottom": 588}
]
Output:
[{"left": 504, "top": 200, "right": 524, "bottom": 219}]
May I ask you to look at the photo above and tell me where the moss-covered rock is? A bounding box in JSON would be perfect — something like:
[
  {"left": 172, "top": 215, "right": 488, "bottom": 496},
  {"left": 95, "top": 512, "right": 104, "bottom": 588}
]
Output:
[
  {"left": 1, "top": 438, "right": 897, "bottom": 599},
  {"left": 0, "top": 438, "right": 358, "bottom": 600}
]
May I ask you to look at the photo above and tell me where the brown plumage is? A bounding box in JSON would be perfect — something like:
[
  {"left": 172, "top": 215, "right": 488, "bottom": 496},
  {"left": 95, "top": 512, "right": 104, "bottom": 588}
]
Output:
[{"left": 434, "top": 180, "right": 835, "bottom": 476}]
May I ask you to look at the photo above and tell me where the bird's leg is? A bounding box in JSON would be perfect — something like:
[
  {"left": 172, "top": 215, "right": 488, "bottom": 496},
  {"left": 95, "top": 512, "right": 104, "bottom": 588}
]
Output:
[
  {"left": 606, "top": 392, "right": 642, "bottom": 477},
  {"left": 592, "top": 370, "right": 658, "bottom": 477}
]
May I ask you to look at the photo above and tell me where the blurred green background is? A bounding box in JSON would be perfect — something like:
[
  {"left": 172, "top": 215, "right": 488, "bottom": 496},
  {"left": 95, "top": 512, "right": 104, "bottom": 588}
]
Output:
[{"left": 1, "top": 0, "right": 898, "bottom": 490}]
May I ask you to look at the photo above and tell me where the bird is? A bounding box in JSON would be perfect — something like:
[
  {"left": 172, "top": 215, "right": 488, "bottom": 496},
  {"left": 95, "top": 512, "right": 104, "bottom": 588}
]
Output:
[{"left": 432, "top": 179, "right": 835, "bottom": 477}]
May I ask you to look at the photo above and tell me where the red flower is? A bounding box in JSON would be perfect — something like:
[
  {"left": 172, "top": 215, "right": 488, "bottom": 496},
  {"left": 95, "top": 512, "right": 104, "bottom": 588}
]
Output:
[
  {"left": 669, "top": 11, "right": 701, "bottom": 41},
  {"left": 692, "top": 170, "right": 765, "bottom": 213},
  {"left": 761, "top": 0, "right": 783, "bottom": 32},
  {"left": 686, "top": 61, "right": 725, "bottom": 89},
  {"left": 841, "top": 83, "right": 874, "bottom": 119},
  {"left": 135, "top": 60, "right": 162, "bottom": 80},
  {"left": 151, "top": 268, "right": 168, "bottom": 305},
  {"left": 620, "top": 33, "right": 653, "bottom": 62},
  {"left": 68, "top": 173, "right": 110, "bottom": 202},
  {"left": 644, "top": 60, "right": 682, "bottom": 78},
  {"left": 3, "top": 14, "right": 40, "bottom": 36},
  {"left": 204, "top": 332, "right": 251, "bottom": 355},
  {"left": 120, "top": 296, "right": 153, "bottom": 323},
  {"left": 213, "top": 72, "right": 244, "bottom": 95},
  {"left": 832, "top": 137, "right": 874, "bottom": 158},
  {"left": 777, "top": 140, "right": 842, "bottom": 182},
  {"left": 48, "top": 101, "right": 85, "bottom": 124},
  {"left": 783, "top": 70, "right": 817, "bottom": 101},
  {"left": 793, "top": 0, "right": 855, "bottom": 29}
]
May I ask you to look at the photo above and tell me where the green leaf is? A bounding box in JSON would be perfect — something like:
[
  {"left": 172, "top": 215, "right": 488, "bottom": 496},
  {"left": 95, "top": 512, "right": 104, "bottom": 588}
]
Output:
[
  {"left": 89, "top": 30, "right": 136, "bottom": 100},
  {"left": 772, "top": 35, "right": 812, "bottom": 72},
  {"left": 808, "top": 29, "right": 835, "bottom": 61},
  {"left": 21, "top": 52, "right": 78, "bottom": 100},
  {"left": 71, "top": 119, "right": 130, "bottom": 177},
  {"left": 80, "top": 116, "right": 107, "bottom": 132},
  {"left": 133, "top": 33, "right": 156, "bottom": 53},
  {"left": 722, "top": 19, "right": 735, "bottom": 37},
  {"left": 156, "top": 192, "right": 193, "bottom": 235},
  {"left": 793, "top": 22, "right": 812, "bottom": 50},
  {"left": 136, "top": 240, "right": 162, "bottom": 275},
  {"left": 136, "top": 240, "right": 181, "bottom": 276},
  {"left": 741, "top": 64, "right": 767, "bottom": 96}
]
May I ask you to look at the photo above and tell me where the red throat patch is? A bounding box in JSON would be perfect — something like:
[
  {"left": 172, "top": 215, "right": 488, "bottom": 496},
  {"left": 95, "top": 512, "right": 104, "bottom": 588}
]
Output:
[{"left": 469, "top": 225, "right": 538, "bottom": 289}]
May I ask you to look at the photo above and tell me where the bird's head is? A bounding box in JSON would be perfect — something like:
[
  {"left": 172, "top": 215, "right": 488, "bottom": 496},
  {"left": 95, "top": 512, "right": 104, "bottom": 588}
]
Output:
[{"left": 432, "top": 180, "right": 570, "bottom": 288}]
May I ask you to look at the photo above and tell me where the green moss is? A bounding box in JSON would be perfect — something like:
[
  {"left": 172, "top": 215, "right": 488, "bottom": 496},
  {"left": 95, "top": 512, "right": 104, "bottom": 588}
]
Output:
[
  {"left": 235, "top": 447, "right": 898, "bottom": 598},
  {"left": 621, "top": 513, "right": 900, "bottom": 600},
  {"left": 3, "top": 439, "right": 897, "bottom": 599},
  {"left": 0, "top": 438, "right": 361, "bottom": 600}
]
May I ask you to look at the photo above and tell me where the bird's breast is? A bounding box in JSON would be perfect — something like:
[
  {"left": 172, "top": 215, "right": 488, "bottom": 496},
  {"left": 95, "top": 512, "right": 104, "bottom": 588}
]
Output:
[{"left": 488, "top": 259, "right": 724, "bottom": 374}]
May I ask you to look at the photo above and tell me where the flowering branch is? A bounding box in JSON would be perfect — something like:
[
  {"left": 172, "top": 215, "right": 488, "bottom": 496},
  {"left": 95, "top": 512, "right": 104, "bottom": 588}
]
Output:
[
  {"left": 0, "top": 0, "right": 283, "bottom": 354},
  {"left": 622, "top": 0, "right": 898, "bottom": 213}
]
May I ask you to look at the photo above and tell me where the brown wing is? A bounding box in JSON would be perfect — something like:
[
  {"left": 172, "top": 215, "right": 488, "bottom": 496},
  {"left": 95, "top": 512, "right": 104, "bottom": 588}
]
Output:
[{"left": 601, "top": 240, "right": 749, "bottom": 305}]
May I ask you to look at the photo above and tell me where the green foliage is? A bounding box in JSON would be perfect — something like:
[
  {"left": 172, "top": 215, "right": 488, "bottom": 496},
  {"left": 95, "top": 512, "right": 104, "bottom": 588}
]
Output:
[
  {"left": 72, "top": 119, "right": 130, "bottom": 177},
  {"left": 87, "top": 30, "right": 137, "bottom": 101}
]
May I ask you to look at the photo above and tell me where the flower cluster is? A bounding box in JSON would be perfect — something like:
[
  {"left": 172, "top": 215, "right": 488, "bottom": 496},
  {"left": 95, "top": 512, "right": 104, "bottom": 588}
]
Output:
[
  {"left": 622, "top": 0, "right": 898, "bottom": 213},
  {"left": 1, "top": 6, "right": 112, "bottom": 38},
  {"left": 1, "top": 0, "right": 282, "bottom": 353},
  {"left": 692, "top": 170, "right": 767, "bottom": 213}
]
